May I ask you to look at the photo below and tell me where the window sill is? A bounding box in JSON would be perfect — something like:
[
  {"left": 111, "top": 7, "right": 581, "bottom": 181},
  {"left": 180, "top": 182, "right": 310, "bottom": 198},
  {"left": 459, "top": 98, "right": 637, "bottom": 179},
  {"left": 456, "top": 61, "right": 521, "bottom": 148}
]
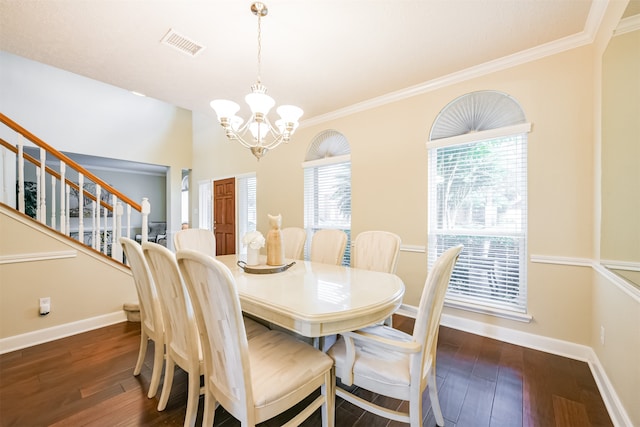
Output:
[{"left": 443, "top": 299, "right": 532, "bottom": 323}]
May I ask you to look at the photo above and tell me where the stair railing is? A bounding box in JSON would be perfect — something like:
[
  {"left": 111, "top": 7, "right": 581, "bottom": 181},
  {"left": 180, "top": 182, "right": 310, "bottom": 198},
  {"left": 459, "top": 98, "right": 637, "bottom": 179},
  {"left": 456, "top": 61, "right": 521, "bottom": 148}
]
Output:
[{"left": 0, "top": 112, "right": 151, "bottom": 262}]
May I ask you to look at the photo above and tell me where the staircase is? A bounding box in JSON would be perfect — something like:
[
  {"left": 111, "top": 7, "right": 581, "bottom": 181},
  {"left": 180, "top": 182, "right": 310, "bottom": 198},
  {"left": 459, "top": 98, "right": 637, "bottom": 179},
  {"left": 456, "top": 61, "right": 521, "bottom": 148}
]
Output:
[{"left": 0, "top": 112, "right": 153, "bottom": 261}]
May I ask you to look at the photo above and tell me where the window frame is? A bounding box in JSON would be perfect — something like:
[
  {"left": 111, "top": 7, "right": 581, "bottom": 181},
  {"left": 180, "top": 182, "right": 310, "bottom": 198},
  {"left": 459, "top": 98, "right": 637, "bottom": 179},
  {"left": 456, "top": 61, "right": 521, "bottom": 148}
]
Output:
[{"left": 427, "top": 123, "right": 531, "bottom": 318}]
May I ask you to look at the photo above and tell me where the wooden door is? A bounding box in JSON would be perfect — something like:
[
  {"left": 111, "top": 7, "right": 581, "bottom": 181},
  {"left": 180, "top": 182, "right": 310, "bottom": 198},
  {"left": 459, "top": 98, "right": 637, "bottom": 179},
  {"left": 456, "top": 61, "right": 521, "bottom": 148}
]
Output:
[{"left": 213, "top": 177, "right": 236, "bottom": 255}]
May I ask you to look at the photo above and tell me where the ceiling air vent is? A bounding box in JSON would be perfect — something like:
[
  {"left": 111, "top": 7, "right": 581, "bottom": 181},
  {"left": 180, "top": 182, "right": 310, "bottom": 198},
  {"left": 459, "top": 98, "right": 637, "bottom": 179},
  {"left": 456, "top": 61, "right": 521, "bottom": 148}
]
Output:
[{"left": 160, "top": 28, "right": 205, "bottom": 57}]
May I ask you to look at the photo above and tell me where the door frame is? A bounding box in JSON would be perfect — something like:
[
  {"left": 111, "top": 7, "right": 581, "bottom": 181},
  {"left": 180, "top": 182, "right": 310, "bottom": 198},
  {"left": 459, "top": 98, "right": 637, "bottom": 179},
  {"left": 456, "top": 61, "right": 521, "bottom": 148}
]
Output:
[{"left": 204, "top": 172, "right": 256, "bottom": 255}]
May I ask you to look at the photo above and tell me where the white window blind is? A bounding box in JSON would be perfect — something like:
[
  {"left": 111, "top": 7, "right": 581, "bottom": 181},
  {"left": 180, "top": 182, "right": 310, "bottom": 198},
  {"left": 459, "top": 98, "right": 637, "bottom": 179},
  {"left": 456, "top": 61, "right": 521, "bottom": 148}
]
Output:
[
  {"left": 303, "top": 158, "right": 351, "bottom": 265},
  {"left": 237, "top": 174, "right": 257, "bottom": 254},
  {"left": 428, "top": 133, "right": 528, "bottom": 312},
  {"left": 198, "top": 180, "right": 212, "bottom": 230}
]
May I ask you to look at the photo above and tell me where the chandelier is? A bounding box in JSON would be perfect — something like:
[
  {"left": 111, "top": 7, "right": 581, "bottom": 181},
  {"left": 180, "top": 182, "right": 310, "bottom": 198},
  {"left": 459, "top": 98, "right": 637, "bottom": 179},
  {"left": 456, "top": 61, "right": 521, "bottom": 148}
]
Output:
[{"left": 210, "top": 2, "right": 303, "bottom": 160}]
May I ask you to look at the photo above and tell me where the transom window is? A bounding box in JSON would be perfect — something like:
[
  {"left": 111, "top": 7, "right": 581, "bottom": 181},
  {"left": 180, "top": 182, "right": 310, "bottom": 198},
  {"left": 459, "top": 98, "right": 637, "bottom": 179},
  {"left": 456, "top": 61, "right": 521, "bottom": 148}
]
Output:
[{"left": 428, "top": 91, "right": 530, "bottom": 314}]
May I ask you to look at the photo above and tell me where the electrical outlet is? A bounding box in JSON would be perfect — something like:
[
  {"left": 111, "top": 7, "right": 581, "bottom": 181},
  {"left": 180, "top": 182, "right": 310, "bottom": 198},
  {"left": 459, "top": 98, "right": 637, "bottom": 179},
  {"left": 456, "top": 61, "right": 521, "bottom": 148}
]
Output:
[
  {"left": 39, "top": 297, "right": 51, "bottom": 316},
  {"left": 600, "top": 325, "right": 605, "bottom": 345}
]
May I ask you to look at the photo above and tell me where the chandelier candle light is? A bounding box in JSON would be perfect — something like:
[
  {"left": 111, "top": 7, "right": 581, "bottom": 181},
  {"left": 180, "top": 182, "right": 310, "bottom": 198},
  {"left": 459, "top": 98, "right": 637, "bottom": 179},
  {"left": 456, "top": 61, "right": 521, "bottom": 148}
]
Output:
[{"left": 211, "top": 2, "right": 303, "bottom": 160}]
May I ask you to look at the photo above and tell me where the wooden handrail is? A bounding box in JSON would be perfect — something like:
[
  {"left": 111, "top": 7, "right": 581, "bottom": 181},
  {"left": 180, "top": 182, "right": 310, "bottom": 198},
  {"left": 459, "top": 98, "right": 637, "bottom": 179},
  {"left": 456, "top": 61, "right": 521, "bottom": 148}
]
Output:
[
  {"left": 0, "top": 138, "right": 112, "bottom": 210},
  {"left": 0, "top": 113, "right": 141, "bottom": 212}
]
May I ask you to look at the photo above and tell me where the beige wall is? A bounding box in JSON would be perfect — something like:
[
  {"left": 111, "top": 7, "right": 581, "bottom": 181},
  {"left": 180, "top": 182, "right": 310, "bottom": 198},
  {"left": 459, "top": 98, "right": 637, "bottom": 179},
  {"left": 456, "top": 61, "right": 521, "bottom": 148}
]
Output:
[
  {"left": 601, "top": 28, "right": 640, "bottom": 263},
  {"left": 592, "top": 271, "right": 640, "bottom": 425},
  {"left": 0, "top": 208, "right": 138, "bottom": 338}
]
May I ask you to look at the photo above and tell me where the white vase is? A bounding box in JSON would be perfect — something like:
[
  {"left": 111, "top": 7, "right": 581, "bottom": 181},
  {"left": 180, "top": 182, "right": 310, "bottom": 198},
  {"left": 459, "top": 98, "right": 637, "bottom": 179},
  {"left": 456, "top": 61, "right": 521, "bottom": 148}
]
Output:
[{"left": 247, "top": 247, "right": 260, "bottom": 266}]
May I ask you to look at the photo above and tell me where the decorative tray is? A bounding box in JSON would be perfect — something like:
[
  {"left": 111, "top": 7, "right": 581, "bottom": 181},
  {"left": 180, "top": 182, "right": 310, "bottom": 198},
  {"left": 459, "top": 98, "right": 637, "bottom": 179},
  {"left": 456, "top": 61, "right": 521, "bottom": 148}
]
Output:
[{"left": 237, "top": 260, "right": 296, "bottom": 274}]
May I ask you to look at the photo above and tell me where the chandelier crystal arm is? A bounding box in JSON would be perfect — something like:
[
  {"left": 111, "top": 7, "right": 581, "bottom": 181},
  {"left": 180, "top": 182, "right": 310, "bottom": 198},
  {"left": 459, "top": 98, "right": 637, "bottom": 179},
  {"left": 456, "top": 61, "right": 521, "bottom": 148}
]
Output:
[{"left": 209, "top": 2, "right": 303, "bottom": 160}]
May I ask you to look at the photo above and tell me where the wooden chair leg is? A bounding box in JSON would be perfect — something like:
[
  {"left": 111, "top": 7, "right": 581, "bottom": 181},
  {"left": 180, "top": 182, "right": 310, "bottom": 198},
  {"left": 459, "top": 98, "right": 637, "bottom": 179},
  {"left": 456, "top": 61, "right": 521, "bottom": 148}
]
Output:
[
  {"left": 157, "top": 357, "right": 175, "bottom": 411},
  {"left": 147, "top": 341, "right": 164, "bottom": 398},
  {"left": 202, "top": 392, "right": 216, "bottom": 427},
  {"left": 428, "top": 369, "right": 445, "bottom": 427},
  {"left": 134, "top": 332, "right": 148, "bottom": 376},
  {"left": 183, "top": 370, "right": 201, "bottom": 427}
]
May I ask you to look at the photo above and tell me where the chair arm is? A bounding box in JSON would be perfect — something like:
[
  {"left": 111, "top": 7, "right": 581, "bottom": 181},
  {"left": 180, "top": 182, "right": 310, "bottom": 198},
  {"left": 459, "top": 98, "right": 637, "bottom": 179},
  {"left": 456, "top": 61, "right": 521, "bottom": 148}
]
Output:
[
  {"left": 338, "top": 329, "right": 420, "bottom": 386},
  {"left": 342, "top": 330, "right": 421, "bottom": 354}
]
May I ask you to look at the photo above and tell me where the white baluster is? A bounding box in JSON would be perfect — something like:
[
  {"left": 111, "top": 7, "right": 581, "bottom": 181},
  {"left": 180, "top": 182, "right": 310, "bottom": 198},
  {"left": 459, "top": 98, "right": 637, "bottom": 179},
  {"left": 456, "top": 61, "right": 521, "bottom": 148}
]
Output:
[
  {"left": 141, "top": 197, "right": 150, "bottom": 243},
  {"left": 59, "top": 162, "right": 66, "bottom": 235},
  {"left": 96, "top": 184, "right": 102, "bottom": 253},
  {"left": 1, "top": 147, "right": 13, "bottom": 205},
  {"left": 35, "top": 165, "right": 41, "bottom": 221},
  {"left": 65, "top": 183, "right": 71, "bottom": 236},
  {"left": 91, "top": 200, "right": 97, "bottom": 250},
  {"left": 78, "top": 174, "right": 84, "bottom": 244},
  {"left": 113, "top": 201, "right": 124, "bottom": 262},
  {"left": 126, "top": 204, "right": 131, "bottom": 238},
  {"left": 109, "top": 193, "right": 117, "bottom": 258},
  {"left": 50, "top": 175, "right": 56, "bottom": 229},
  {"left": 102, "top": 192, "right": 108, "bottom": 255},
  {"left": 17, "top": 135, "right": 24, "bottom": 213},
  {"left": 39, "top": 148, "right": 46, "bottom": 224}
]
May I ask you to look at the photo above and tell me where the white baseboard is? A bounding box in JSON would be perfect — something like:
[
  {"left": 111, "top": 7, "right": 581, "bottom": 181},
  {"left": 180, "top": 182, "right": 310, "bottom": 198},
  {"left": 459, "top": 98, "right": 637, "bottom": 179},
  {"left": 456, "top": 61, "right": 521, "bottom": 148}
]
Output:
[
  {"left": 586, "top": 347, "right": 634, "bottom": 427},
  {"left": 0, "top": 311, "right": 128, "bottom": 355}
]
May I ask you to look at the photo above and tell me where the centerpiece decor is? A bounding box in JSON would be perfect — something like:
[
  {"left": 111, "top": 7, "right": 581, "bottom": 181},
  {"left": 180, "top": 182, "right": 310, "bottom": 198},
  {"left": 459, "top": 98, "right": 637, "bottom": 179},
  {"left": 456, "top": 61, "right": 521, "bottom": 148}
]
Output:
[
  {"left": 242, "top": 230, "right": 265, "bottom": 266},
  {"left": 266, "top": 214, "right": 284, "bottom": 266}
]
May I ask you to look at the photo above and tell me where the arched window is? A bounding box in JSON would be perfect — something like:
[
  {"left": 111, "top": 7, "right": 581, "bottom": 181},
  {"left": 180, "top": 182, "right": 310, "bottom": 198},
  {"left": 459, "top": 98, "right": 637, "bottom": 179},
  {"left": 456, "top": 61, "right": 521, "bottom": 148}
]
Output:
[
  {"left": 427, "top": 91, "right": 531, "bottom": 316},
  {"left": 302, "top": 130, "right": 351, "bottom": 265}
]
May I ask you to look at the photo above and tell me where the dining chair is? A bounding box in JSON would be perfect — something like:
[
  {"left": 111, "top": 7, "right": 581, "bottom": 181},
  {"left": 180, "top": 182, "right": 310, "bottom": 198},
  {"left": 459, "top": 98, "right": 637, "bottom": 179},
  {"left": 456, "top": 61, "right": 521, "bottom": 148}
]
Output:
[
  {"left": 176, "top": 249, "right": 335, "bottom": 427},
  {"left": 351, "top": 230, "right": 402, "bottom": 326},
  {"left": 327, "top": 244, "right": 463, "bottom": 427},
  {"left": 351, "top": 230, "right": 401, "bottom": 273},
  {"left": 119, "top": 237, "right": 165, "bottom": 399},
  {"left": 281, "top": 227, "right": 307, "bottom": 259},
  {"left": 141, "top": 241, "right": 203, "bottom": 427},
  {"left": 310, "top": 229, "right": 348, "bottom": 265},
  {"left": 174, "top": 228, "right": 216, "bottom": 255}
]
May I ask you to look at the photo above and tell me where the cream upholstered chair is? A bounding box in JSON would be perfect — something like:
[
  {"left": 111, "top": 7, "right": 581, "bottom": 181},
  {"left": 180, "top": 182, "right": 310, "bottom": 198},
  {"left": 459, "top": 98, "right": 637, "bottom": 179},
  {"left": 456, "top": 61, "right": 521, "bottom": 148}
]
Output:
[
  {"left": 176, "top": 249, "right": 335, "bottom": 427},
  {"left": 351, "top": 230, "right": 401, "bottom": 273},
  {"left": 327, "top": 244, "right": 463, "bottom": 427},
  {"left": 281, "top": 227, "right": 307, "bottom": 259},
  {"left": 141, "top": 241, "right": 203, "bottom": 427},
  {"left": 351, "top": 230, "right": 402, "bottom": 326},
  {"left": 174, "top": 228, "right": 216, "bottom": 255},
  {"left": 310, "top": 229, "right": 348, "bottom": 265},
  {"left": 119, "top": 237, "right": 164, "bottom": 399}
]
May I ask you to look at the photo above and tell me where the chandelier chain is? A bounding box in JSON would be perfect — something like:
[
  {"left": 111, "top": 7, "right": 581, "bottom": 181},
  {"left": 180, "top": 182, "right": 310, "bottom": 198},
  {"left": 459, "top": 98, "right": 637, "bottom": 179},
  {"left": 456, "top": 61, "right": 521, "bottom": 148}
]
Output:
[
  {"left": 256, "top": 10, "right": 262, "bottom": 85},
  {"left": 210, "top": 2, "right": 303, "bottom": 160}
]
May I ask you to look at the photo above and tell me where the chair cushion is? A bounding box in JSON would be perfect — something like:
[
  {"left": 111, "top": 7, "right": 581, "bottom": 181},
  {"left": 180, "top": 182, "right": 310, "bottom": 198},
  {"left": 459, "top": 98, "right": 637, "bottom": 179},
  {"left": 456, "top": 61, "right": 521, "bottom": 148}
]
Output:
[
  {"left": 248, "top": 330, "right": 333, "bottom": 408},
  {"left": 328, "top": 325, "right": 413, "bottom": 387}
]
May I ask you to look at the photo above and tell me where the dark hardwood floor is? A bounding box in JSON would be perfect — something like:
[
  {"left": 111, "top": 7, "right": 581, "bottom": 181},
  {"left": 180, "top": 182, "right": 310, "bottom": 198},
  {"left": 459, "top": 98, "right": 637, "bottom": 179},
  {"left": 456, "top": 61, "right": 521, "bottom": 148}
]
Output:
[{"left": 0, "top": 315, "right": 612, "bottom": 426}]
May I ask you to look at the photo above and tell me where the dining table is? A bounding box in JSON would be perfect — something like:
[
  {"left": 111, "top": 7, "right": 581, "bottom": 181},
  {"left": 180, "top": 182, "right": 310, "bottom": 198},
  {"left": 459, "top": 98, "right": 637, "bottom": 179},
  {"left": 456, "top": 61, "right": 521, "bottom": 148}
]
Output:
[{"left": 215, "top": 254, "right": 405, "bottom": 339}]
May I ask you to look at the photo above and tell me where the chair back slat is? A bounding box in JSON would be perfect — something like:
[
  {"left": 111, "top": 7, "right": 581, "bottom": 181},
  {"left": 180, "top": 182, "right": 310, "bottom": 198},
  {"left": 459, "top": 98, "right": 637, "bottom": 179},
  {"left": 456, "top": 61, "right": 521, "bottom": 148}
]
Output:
[
  {"left": 310, "top": 229, "right": 348, "bottom": 265},
  {"left": 281, "top": 227, "right": 307, "bottom": 260},
  {"left": 143, "top": 242, "right": 199, "bottom": 365},
  {"left": 174, "top": 228, "right": 216, "bottom": 255},
  {"left": 352, "top": 230, "right": 401, "bottom": 273},
  {"left": 413, "top": 244, "right": 463, "bottom": 375},
  {"left": 176, "top": 249, "right": 253, "bottom": 415},
  {"left": 120, "top": 237, "right": 163, "bottom": 334}
]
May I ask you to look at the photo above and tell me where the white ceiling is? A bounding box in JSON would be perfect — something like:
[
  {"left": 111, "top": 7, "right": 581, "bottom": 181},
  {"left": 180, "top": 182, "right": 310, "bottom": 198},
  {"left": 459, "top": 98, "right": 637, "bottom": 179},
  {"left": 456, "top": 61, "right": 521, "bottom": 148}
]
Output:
[{"left": 0, "top": 0, "right": 630, "bottom": 124}]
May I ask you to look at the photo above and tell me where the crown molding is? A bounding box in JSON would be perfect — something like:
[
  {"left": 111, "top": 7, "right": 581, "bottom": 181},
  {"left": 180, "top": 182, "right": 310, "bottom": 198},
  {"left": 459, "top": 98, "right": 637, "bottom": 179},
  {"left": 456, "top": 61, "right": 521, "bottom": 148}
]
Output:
[
  {"left": 615, "top": 13, "right": 640, "bottom": 35},
  {"left": 302, "top": 1, "right": 609, "bottom": 128}
]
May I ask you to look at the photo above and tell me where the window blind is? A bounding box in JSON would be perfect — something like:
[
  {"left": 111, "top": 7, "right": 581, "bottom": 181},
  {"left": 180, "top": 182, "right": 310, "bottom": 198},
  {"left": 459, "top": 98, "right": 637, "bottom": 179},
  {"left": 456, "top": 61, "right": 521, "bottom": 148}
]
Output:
[
  {"left": 237, "top": 174, "right": 257, "bottom": 254},
  {"left": 303, "top": 159, "right": 351, "bottom": 265},
  {"left": 428, "top": 133, "right": 528, "bottom": 312}
]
